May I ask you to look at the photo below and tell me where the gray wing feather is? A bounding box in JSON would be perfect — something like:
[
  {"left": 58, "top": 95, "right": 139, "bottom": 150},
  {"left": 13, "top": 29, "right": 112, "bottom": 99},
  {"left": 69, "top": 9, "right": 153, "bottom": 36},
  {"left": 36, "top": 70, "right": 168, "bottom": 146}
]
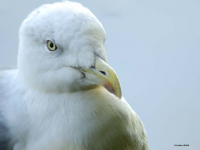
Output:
[
  {"left": 0, "top": 120, "right": 11, "bottom": 150},
  {"left": 0, "top": 71, "right": 13, "bottom": 150}
]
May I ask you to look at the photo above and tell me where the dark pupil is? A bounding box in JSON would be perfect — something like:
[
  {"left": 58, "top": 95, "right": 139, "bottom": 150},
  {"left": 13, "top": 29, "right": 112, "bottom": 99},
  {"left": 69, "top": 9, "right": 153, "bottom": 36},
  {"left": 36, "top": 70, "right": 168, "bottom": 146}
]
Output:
[{"left": 50, "top": 43, "right": 54, "bottom": 48}]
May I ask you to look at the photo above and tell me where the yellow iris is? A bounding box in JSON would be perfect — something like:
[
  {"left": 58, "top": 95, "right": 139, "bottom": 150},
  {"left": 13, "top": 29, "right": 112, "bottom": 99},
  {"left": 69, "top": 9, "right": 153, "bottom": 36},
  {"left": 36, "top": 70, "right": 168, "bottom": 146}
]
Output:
[{"left": 47, "top": 40, "right": 57, "bottom": 51}]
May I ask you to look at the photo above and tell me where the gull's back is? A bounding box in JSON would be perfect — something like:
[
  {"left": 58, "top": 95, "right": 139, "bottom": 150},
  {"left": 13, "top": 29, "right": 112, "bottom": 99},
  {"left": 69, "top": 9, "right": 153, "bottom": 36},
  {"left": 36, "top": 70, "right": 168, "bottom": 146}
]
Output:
[
  {"left": 0, "top": 70, "right": 26, "bottom": 150},
  {"left": 0, "top": 70, "right": 12, "bottom": 150}
]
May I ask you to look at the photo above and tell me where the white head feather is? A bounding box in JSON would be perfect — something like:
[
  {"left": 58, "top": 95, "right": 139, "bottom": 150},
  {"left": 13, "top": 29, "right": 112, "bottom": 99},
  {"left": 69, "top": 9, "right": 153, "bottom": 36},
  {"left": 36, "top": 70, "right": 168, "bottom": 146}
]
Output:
[{"left": 18, "top": 1, "right": 107, "bottom": 93}]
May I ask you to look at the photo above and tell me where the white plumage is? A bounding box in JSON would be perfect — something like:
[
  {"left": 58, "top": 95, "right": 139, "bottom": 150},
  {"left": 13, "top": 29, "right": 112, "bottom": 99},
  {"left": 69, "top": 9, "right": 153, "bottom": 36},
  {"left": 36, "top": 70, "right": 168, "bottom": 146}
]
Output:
[{"left": 0, "top": 1, "right": 149, "bottom": 150}]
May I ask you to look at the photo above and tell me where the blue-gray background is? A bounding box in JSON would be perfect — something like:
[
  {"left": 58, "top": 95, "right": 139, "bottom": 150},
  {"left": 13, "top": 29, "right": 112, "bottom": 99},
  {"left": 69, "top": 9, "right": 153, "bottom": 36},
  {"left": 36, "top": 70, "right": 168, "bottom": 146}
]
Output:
[{"left": 0, "top": 0, "right": 199, "bottom": 149}]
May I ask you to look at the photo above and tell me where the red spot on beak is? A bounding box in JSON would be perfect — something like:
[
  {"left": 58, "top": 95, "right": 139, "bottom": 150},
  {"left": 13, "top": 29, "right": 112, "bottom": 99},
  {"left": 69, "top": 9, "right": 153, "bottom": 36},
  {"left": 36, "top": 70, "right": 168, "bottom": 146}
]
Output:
[{"left": 104, "top": 82, "right": 115, "bottom": 96}]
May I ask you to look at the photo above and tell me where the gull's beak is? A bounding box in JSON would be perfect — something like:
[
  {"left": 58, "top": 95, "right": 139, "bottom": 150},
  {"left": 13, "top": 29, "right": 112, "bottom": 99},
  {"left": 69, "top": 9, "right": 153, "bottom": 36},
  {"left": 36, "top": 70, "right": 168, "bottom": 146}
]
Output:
[{"left": 80, "top": 57, "right": 122, "bottom": 99}]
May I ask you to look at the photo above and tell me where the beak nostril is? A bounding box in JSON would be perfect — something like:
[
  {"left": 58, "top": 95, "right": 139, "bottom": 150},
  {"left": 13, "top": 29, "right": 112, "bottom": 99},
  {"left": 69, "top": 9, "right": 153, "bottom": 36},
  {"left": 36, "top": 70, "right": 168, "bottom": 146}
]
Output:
[
  {"left": 91, "top": 65, "right": 95, "bottom": 69},
  {"left": 99, "top": 71, "right": 106, "bottom": 76}
]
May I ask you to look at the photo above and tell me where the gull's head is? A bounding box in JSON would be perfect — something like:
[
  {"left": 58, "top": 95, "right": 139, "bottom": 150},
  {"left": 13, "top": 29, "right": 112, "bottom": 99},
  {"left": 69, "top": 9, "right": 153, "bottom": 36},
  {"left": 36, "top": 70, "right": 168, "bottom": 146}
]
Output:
[{"left": 18, "top": 1, "right": 121, "bottom": 98}]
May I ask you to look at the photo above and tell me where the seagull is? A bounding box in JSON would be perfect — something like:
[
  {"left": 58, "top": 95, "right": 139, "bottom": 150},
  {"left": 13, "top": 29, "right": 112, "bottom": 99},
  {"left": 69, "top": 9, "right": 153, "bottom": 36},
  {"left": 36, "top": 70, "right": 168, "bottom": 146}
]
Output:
[{"left": 0, "top": 1, "right": 149, "bottom": 150}]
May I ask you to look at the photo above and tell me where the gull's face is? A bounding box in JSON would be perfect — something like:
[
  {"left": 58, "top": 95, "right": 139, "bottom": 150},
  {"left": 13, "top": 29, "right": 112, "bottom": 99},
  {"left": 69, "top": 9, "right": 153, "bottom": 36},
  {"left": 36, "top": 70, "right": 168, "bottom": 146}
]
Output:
[{"left": 18, "top": 2, "right": 121, "bottom": 98}]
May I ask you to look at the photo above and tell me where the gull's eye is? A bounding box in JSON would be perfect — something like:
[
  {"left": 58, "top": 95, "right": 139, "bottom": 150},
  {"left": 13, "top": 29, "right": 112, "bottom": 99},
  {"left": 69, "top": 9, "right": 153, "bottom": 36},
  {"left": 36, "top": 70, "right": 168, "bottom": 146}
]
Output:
[{"left": 47, "top": 40, "right": 57, "bottom": 51}]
